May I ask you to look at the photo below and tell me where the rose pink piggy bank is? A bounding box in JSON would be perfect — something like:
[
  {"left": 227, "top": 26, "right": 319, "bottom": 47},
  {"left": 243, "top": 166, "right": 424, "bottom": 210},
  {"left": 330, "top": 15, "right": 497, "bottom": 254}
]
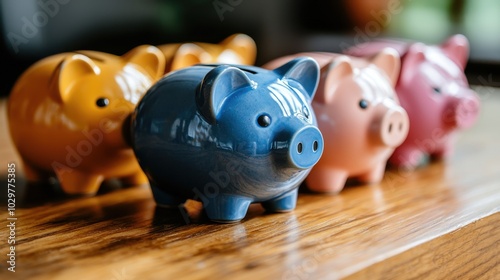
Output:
[
  {"left": 263, "top": 48, "right": 409, "bottom": 193},
  {"left": 346, "top": 34, "right": 480, "bottom": 169}
]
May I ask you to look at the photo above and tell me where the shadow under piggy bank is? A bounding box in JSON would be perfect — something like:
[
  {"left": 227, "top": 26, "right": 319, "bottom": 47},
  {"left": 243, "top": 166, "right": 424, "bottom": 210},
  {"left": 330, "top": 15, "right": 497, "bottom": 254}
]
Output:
[{"left": 0, "top": 172, "right": 138, "bottom": 208}]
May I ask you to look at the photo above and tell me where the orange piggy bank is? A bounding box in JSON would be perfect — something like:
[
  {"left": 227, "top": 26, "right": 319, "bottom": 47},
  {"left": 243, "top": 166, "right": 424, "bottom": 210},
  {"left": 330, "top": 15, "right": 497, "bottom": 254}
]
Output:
[
  {"left": 157, "top": 33, "right": 257, "bottom": 74},
  {"left": 7, "top": 45, "right": 165, "bottom": 195}
]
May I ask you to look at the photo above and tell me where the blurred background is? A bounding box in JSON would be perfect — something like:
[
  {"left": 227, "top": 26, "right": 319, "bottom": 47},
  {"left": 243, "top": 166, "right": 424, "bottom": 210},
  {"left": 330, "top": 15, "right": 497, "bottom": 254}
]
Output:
[{"left": 2, "top": 0, "right": 500, "bottom": 97}]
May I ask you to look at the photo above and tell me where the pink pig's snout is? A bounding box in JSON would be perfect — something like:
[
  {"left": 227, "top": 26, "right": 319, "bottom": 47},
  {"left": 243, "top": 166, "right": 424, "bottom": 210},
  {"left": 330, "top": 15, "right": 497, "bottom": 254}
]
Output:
[
  {"left": 443, "top": 95, "right": 480, "bottom": 130},
  {"left": 372, "top": 105, "right": 409, "bottom": 148}
]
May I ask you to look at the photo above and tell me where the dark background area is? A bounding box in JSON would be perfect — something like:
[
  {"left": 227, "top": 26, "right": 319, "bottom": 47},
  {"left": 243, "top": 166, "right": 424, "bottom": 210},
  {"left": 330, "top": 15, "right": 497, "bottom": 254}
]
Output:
[{"left": 2, "top": 0, "right": 500, "bottom": 97}]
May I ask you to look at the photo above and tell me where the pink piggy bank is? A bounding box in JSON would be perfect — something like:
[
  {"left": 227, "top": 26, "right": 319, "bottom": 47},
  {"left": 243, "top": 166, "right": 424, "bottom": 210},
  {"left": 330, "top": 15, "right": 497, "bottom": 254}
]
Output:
[
  {"left": 263, "top": 48, "right": 409, "bottom": 193},
  {"left": 346, "top": 34, "right": 480, "bottom": 169}
]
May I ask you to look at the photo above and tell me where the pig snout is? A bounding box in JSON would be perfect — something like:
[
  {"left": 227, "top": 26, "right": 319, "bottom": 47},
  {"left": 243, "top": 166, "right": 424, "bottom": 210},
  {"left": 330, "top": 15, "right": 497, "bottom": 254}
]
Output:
[
  {"left": 373, "top": 106, "right": 409, "bottom": 148},
  {"left": 443, "top": 95, "right": 480, "bottom": 129},
  {"left": 288, "top": 125, "right": 324, "bottom": 169}
]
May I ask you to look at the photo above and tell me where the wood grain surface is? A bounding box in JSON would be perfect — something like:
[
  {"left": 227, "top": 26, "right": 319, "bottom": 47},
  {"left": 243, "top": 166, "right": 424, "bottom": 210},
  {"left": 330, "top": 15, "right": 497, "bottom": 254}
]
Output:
[{"left": 0, "top": 86, "right": 499, "bottom": 280}]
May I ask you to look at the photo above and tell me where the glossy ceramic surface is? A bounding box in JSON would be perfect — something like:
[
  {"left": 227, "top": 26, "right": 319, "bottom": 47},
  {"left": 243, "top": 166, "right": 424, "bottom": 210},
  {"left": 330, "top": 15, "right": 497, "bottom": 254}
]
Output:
[
  {"left": 131, "top": 57, "right": 323, "bottom": 222},
  {"left": 7, "top": 45, "right": 166, "bottom": 195},
  {"left": 157, "top": 33, "right": 257, "bottom": 75},
  {"left": 263, "top": 48, "right": 409, "bottom": 193},
  {"left": 346, "top": 34, "right": 480, "bottom": 169}
]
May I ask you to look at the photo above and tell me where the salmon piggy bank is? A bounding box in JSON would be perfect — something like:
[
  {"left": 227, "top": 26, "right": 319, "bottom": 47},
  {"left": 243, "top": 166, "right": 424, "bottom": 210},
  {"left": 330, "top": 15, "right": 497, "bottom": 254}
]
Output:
[
  {"left": 131, "top": 57, "right": 324, "bottom": 222},
  {"left": 157, "top": 33, "right": 257, "bottom": 75},
  {"left": 263, "top": 49, "right": 409, "bottom": 193},
  {"left": 8, "top": 45, "right": 166, "bottom": 195},
  {"left": 346, "top": 34, "right": 480, "bottom": 169}
]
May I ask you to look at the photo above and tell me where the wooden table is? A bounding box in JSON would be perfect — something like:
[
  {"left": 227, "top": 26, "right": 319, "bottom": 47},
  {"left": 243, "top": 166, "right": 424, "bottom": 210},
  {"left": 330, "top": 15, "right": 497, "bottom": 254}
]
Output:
[{"left": 0, "top": 86, "right": 499, "bottom": 280}]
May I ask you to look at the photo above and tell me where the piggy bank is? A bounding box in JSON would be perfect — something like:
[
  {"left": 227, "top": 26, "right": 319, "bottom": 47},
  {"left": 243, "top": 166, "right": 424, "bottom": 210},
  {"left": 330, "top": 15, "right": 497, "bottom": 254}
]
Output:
[
  {"left": 346, "top": 34, "right": 480, "bottom": 169},
  {"left": 7, "top": 45, "right": 166, "bottom": 195},
  {"left": 263, "top": 49, "right": 409, "bottom": 193},
  {"left": 157, "top": 33, "right": 257, "bottom": 74},
  {"left": 131, "top": 57, "right": 324, "bottom": 223}
]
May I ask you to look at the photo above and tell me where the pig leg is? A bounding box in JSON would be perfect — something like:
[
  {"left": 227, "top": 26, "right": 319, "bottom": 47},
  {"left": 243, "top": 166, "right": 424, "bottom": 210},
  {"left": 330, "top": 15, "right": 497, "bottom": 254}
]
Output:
[
  {"left": 21, "top": 160, "right": 48, "bottom": 182},
  {"left": 389, "top": 147, "right": 426, "bottom": 170},
  {"left": 306, "top": 168, "right": 348, "bottom": 194},
  {"left": 121, "top": 171, "right": 148, "bottom": 186},
  {"left": 262, "top": 188, "right": 298, "bottom": 212},
  {"left": 357, "top": 162, "right": 386, "bottom": 184},
  {"left": 150, "top": 183, "right": 185, "bottom": 208},
  {"left": 203, "top": 194, "right": 252, "bottom": 223},
  {"left": 55, "top": 170, "right": 104, "bottom": 195},
  {"left": 431, "top": 142, "right": 455, "bottom": 161}
]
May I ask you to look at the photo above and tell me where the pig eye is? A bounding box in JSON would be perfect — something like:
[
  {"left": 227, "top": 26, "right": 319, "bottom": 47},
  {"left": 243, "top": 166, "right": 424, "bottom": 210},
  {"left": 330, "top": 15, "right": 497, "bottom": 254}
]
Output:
[
  {"left": 257, "top": 114, "right": 271, "bottom": 127},
  {"left": 359, "top": 99, "right": 369, "bottom": 109},
  {"left": 433, "top": 87, "right": 442, "bottom": 94},
  {"left": 96, "top": 98, "right": 109, "bottom": 108}
]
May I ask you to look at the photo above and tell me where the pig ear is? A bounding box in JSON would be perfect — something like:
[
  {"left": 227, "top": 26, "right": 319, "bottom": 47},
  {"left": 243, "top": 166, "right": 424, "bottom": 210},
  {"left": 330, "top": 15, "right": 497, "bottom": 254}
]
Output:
[
  {"left": 197, "top": 65, "right": 253, "bottom": 124},
  {"left": 51, "top": 54, "right": 100, "bottom": 104},
  {"left": 170, "top": 43, "right": 210, "bottom": 71},
  {"left": 315, "top": 56, "right": 354, "bottom": 104},
  {"left": 221, "top": 33, "right": 257, "bottom": 64},
  {"left": 123, "top": 45, "right": 166, "bottom": 80},
  {"left": 273, "top": 57, "right": 320, "bottom": 99},
  {"left": 400, "top": 43, "right": 426, "bottom": 85},
  {"left": 440, "top": 34, "right": 469, "bottom": 70},
  {"left": 370, "top": 47, "right": 401, "bottom": 87}
]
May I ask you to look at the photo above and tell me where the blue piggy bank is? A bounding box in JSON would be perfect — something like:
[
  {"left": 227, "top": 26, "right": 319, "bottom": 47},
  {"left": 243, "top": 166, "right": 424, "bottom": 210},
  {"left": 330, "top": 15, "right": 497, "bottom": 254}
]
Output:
[{"left": 131, "top": 57, "right": 323, "bottom": 223}]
